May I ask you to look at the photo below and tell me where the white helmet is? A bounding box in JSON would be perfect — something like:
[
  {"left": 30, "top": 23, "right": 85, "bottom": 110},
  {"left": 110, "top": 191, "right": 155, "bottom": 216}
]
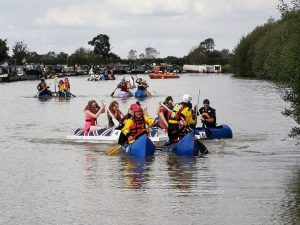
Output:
[{"left": 182, "top": 94, "right": 192, "bottom": 103}]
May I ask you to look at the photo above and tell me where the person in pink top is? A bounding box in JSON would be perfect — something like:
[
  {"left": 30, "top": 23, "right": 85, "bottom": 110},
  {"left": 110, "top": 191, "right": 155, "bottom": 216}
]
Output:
[{"left": 84, "top": 100, "right": 105, "bottom": 131}]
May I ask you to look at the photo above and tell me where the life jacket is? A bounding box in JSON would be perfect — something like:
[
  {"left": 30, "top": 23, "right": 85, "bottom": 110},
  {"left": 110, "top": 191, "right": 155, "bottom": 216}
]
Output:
[
  {"left": 125, "top": 82, "right": 131, "bottom": 90},
  {"left": 169, "top": 103, "right": 186, "bottom": 122},
  {"left": 129, "top": 117, "right": 146, "bottom": 137},
  {"left": 201, "top": 112, "right": 211, "bottom": 119},
  {"left": 64, "top": 81, "right": 70, "bottom": 90},
  {"left": 58, "top": 83, "right": 64, "bottom": 92}
]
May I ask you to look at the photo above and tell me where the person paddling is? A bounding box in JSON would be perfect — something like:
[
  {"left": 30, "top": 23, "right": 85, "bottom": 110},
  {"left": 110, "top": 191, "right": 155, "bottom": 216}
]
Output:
[
  {"left": 118, "top": 80, "right": 131, "bottom": 92},
  {"left": 107, "top": 101, "right": 123, "bottom": 127},
  {"left": 167, "top": 94, "right": 196, "bottom": 144},
  {"left": 58, "top": 80, "right": 65, "bottom": 97},
  {"left": 157, "top": 96, "right": 173, "bottom": 130},
  {"left": 136, "top": 77, "right": 152, "bottom": 96},
  {"left": 84, "top": 100, "right": 105, "bottom": 132},
  {"left": 64, "top": 78, "right": 71, "bottom": 95},
  {"left": 120, "top": 104, "right": 157, "bottom": 144},
  {"left": 197, "top": 99, "right": 217, "bottom": 128},
  {"left": 37, "top": 79, "right": 52, "bottom": 96}
]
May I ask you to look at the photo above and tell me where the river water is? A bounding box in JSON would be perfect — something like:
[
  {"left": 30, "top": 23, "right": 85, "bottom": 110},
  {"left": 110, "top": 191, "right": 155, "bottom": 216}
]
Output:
[{"left": 0, "top": 74, "right": 299, "bottom": 225}]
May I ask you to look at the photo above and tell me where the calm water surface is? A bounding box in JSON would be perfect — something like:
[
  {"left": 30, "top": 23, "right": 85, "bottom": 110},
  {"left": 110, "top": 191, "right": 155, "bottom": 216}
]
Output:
[{"left": 0, "top": 74, "right": 299, "bottom": 225}]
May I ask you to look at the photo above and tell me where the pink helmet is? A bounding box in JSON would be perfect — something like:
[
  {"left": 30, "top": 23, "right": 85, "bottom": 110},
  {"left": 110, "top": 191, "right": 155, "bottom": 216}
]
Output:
[{"left": 130, "top": 104, "right": 143, "bottom": 113}]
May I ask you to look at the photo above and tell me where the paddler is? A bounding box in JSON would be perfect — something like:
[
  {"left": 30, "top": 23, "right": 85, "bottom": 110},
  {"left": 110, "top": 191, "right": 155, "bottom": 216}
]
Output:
[
  {"left": 120, "top": 103, "right": 157, "bottom": 144},
  {"left": 167, "top": 94, "right": 196, "bottom": 144},
  {"left": 157, "top": 96, "right": 173, "bottom": 130},
  {"left": 107, "top": 100, "right": 123, "bottom": 127},
  {"left": 84, "top": 100, "right": 105, "bottom": 132},
  {"left": 197, "top": 99, "right": 217, "bottom": 128},
  {"left": 37, "top": 79, "right": 52, "bottom": 96}
]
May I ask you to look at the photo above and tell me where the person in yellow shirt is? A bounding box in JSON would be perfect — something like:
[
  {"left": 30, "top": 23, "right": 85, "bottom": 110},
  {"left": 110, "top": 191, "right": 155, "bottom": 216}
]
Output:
[
  {"left": 168, "top": 94, "right": 196, "bottom": 144},
  {"left": 57, "top": 80, "right": 65, "bottom": 97},
  {"left": 121, "top": 103, "right": 157, "bottom": 144}
]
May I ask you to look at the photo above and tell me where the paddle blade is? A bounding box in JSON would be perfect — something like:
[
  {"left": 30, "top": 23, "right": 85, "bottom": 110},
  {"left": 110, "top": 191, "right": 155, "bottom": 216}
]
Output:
[{"left": 107, "top": 145, "right": 122, "bottom": 155}]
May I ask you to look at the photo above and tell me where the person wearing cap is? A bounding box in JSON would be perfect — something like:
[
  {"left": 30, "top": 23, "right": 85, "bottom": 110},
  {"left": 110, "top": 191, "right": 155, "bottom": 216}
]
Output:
[
  {"left": 167, "top": 94, "right": 196, "bottom": 144},
  {"left": 121, "top": 103, "right": 157, "bottom": 144},
  {"left": 198, "top": 99, "right": 216, "bottom": 128},
  {"left": 157, "top": 96, "right": 174, "bottom": 129}
]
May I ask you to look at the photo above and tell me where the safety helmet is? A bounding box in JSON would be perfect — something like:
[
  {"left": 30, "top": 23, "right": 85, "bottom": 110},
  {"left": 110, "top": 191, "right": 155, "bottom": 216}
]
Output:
[
  {"left": 130, "top": 104, "right": 143, "bottom": 113},
  {"left": 182, "top": 94, "right": 192, "bottom": 103}
]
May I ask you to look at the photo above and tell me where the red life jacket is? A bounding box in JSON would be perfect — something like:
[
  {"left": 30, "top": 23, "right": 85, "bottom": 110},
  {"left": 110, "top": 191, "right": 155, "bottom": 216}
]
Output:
[
  {"left": 129, "top": 117, "right": 146, "bottom": 137},
  {"left": 64, "top": 81, "right": 70, "bottom": 89}
]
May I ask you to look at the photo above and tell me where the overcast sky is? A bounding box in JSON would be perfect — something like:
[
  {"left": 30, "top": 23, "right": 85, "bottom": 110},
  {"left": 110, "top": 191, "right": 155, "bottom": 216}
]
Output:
[{"left": 0, "top": 0, "right": 280, "bottom": 59}]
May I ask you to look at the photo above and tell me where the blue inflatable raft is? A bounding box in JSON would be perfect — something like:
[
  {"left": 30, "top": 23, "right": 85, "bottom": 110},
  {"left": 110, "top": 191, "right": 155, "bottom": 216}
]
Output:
[
  {"left": 171, "top": 132, "right": 202, "bottom": 156},
  {"left": 120, "top": 134, "right": 156, "bottom": 157},
  {"left": 134, "top": 89, "right": 147, "bottom": 98}
]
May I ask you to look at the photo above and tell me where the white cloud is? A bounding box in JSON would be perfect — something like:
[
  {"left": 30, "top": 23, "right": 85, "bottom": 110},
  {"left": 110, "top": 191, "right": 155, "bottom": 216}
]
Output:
[
  {"left": 36, "top": 4, "right": 126, "bottom": 28},
  {"left": 112, "top": 0, "right": 190, "bottom": 15}
]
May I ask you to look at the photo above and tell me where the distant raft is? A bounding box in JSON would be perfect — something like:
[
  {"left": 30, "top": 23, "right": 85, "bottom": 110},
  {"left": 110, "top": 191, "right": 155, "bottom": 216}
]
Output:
[
  {"left": 134, "top": 89, "right": 148, "bottom": 98},
  {"left": 116, "top": 91, "right": 133, "bottom": 98},
  {"left": 149, "top": 72, "right": 179, "bottom": 79}
]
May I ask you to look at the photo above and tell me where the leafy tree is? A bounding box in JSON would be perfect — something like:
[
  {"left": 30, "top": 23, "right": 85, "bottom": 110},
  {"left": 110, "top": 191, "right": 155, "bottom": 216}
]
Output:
[
  {"left": 199, "top": 38, "right": 215, "bottom": 53},
  {"left": 220, "top": 49, "right": 231, "bottom": 58},
  {"left": 69, "top": 47, "right": 91, "bottom": 65},
  {"left": 128, "top": 49, "right": 137, "bottom": 60},
  {"left": 88, "top": 34, "right": 111, "bottom": 59},
  {"left": 12, "top": 41, "right": 29, "bottom": 65},
  {"left": 144, "top": 47, "right": 160, "bottom": 59},
  {"left": 0, "top": 38, "right": 9, "bottom": 63}
]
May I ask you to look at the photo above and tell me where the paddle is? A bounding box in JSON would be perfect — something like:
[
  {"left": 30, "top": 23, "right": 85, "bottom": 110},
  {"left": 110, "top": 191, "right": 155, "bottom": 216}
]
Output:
[
  {"left": 130, "top": 75, "right": 136, "bottom": 88},
  {"left": 107, "top": 129, "right": 146, "bottom": 156},
  {"left": 110, "top": 76, "right": 125, "bottom": 97},
  {"left": 194, "top": 89, "right": 201, "bottom": 134}
]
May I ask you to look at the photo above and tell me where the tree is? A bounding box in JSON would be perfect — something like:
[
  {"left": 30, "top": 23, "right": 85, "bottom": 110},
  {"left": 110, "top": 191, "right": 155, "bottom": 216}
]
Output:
[
  {"left": 12, "top": 41, "right": 29, "bottom": 65},
  {"left": 199, "top": 38, "right": 215, "bottom": 53},
  {"left": 220, "top": 49, "right": 231, "bottom": 58},
  {"left": 139, "top": 53, "right": 145, "bottom": 59},
  {"left": 144, "top": 47, "right": 160, "bottom": 59},
  {"left": 128, "top": 49, "right": 137, "bottom": 60},
  {"left": 69, "top": 47, "right": 91, "bottom": 65},
  {"left": 0, "top": 38, "right": 9, "bottom": 63},
  {"left": 88, "top": 34, "right": 111, "bottom": 59}
]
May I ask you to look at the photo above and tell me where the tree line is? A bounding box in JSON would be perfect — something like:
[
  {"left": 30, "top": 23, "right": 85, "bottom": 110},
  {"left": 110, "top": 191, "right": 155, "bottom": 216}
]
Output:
[
  {"left": 231, "top": 0, "right": 300, "bottom": 136},
  {"left": 0, "top": 34, "right": 231, "bottom": 70}
]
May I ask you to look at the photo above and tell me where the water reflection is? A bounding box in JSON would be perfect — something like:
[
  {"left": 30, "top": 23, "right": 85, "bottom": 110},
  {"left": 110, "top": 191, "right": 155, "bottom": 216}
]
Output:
[
  {"left": 275, "top": 167, "right": 300, "bottom": 224},
  {"left": 167, "top": 156, "right": 197, "bottom": 190},
  {"left": 120, "top": 156, "right": 154, "bottom": 189},
  {"left": 84, "top": 150, "right": 99, "bottom": 182}
]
